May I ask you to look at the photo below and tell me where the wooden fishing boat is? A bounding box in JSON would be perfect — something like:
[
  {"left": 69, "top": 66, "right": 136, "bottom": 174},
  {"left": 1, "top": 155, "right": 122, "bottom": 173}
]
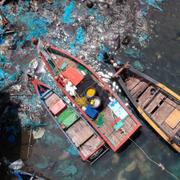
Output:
[
  {"left": 32, "top": 79, "right": 108, "bottom": 163},
  {"left": 112, "top": 62, "right": 180, "bottom": 153},
  {"left": 33, "top": 40, "right": 141, "bottom": 152}
]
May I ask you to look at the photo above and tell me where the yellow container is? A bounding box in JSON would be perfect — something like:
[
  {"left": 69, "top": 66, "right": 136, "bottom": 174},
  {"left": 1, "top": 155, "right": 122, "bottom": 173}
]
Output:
[{"left": 86, "top": 88, "right": 96, "bottom": 98}]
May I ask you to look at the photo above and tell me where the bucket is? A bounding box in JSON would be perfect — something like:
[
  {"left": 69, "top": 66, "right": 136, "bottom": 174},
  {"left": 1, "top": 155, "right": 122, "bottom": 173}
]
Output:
[
  {"left": 90, "top": 97, "right": 101, "bottom": 108},
  {"left": 86, "top": 88, "right": 96, "bottom": 98}
]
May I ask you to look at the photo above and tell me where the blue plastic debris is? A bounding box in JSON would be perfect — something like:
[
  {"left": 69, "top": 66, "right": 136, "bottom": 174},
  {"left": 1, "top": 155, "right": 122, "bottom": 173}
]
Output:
[
  {"left": 0, "top": 55, "right": 7, "bottom": 66},
  {"left": 138, "top": 32, "right": 151, "bottom": 45},
  {"left": 0, "top": 27, "right": 5, "bottom": 44},
  {"left": 62, "top": 1, "right": 76, "bottom": 24},
  {"left": 20, "top": 12, "right": 51, "bottom": 41},
  {"left": 97, "top": 44, "right": 109, "bottom": 62},
  {"left": 141, "top": 0, "right": 166, "bottom": 11},
  {"left": 0, "top": 68, "right": 7, "bottom": 80},
  {"left": 69, "top": 26, "right": 86, "bottom": 55},
  {"left": 0, "top": 68, "right": 22, "bottom": 90}
]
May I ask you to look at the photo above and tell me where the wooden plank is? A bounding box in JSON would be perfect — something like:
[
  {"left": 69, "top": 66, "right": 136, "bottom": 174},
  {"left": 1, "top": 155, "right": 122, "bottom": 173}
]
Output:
[
  {"left": 108, "top": 133, "right": 119, "bottom": 146},
  {"left": 138, "top": 86, "right": 157, "bottom": 108},
  {"left": 54, "top": 58, "right": 64, "bottom": 70},
  {"left": 130, "top": 82, "right": 148, "bottom": 97},
  {"left": 123, "top": 116, "right": 135, "bottom": 131},
  {"left": 161, "top": 122, "right": 174, "bottom": 137},
  {"left": 109, "top": 116, "right": 135, "bottom": 143},
  {"left": 114, "top": 129, "right": 126, "bottom": 142},
  {"left": 132, "top": 82, "right": 149, "bottom": 99},
  {"left": 125, "top": 77, "right": 140, "bottom": 91},
  {"left": 99, "top": 120, "right": 114, "bottom": 137},
  {"left": 165, "top": 109, "right": 180, "bottom": 129},
  {"left": 165, "top": 98, "right": 177, "bottom": 108},
  {"left": 99, "top": 107, "right": 115, "bottom": 137},
  {"left": 145, "top": 93, "right": 165, "bottom": 114},
  {"left": 66, "top": 119, "right": 94, "bottom": 147},
  {"left": 79, "top": 135, "right": 103, "bottom": 158},
  {"left": 151, "top": 101, "right": 175, "bottom": 125},
  {"left": 161, "top": 121, "right": 180, "bottom": 138}
]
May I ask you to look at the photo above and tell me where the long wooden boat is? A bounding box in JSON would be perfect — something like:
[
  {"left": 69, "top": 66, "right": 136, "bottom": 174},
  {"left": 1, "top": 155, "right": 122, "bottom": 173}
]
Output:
[
  {"left": 33, "top": 40, "right": 141, "bottom": 152},
  {"left": 112, "top": 63, "right": 180, "bottom": 153},
  {"left": 32, "top": 79, "right": 108, "bottom": 163}
]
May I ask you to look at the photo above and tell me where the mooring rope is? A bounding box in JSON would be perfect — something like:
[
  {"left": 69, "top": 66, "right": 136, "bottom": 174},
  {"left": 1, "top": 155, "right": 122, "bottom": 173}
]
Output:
[{"left": 129, "top": 138, "right": 179, "bottom": 180}]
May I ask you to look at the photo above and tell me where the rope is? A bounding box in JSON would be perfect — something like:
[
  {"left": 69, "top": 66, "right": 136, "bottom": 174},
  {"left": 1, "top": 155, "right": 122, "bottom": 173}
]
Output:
[{"left": 129, "top": 138, "right": 179, "bottom": 180}]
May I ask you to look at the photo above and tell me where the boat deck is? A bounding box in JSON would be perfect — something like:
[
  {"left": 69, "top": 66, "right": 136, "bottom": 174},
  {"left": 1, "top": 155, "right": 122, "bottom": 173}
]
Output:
[
  {"left": 43, "top": 49, "right": 140, "bottom": 152},
  {"left": 125, "top": 76, "right": 180, "bottom": 139}
]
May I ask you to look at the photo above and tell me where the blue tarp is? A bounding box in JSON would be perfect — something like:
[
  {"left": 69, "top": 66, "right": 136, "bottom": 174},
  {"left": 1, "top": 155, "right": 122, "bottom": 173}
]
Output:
[{"left": 108, "top": 100, "right": 128, "bottom": 120}]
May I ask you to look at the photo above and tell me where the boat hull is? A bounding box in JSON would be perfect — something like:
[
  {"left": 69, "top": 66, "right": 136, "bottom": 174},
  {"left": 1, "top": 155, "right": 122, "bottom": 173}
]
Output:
[{"left": 115, "top": 66, "right": 180, "bottom": 153}]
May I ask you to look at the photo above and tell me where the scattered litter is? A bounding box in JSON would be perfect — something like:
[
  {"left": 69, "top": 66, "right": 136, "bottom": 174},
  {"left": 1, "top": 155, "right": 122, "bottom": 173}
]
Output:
[
  {"left": 11, "top": 84, "right": 22, "bottom": 91},
  {"left": 9, "top": 159, "right": 24, "bottom": 170},
  {"left": 97, "top": 44, "right": 109, "bottom": 62},
  {"left": 33, "top": 128, "right": 46, "bottom": 139}
]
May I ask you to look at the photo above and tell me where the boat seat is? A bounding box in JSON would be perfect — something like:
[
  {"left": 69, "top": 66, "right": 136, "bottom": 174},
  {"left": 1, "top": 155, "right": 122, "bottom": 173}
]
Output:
[
  {"left": 165, "top": 109, "right": 180, "bottom": 129},
  {"left": 42, "top": 90, "right": 53, "bottom": 100},
  {"left": 57, "top": 107, "right": 79, "bottom": 128},
  {"left": 66, "top": 119, "right": 94, "bottom": 147},
  {"left": 79, "top": 135, "right": 103, "bottom": 158},
  {"left": 45, "top": 93, "right": 60, "bottom": 108},
  {"left": 49, "top": 99, "right": 67, "bottom": 115}
]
